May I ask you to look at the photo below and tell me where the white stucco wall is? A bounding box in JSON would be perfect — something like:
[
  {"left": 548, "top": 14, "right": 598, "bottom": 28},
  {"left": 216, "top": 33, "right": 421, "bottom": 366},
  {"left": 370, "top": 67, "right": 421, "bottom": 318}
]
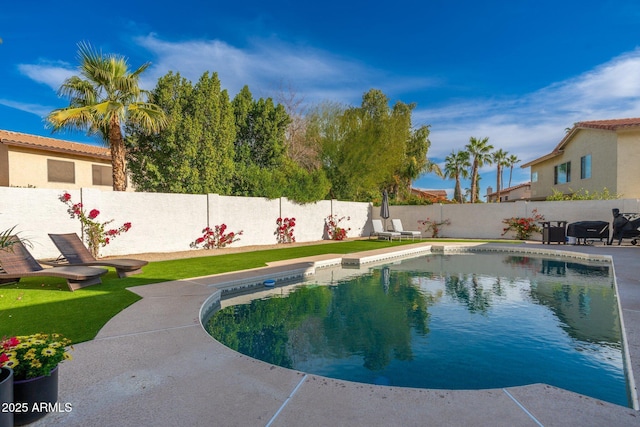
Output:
[{"left": 2, "top": 186, "right": 639, "bottom": 259}]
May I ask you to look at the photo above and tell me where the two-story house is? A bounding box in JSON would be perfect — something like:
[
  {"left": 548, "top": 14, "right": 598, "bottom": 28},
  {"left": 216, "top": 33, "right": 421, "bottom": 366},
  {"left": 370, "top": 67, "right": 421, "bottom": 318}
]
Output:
[{"left": 521, "top": 118, "right": 640, "bottom": 200}]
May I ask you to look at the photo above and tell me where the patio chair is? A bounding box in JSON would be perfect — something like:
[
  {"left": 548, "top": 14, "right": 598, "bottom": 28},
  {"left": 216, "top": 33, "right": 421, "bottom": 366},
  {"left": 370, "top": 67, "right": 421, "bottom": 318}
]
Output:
[
  {"left": 391, "top": 219, "right": 421, "bottom": 240},
  {"left": 0, "top": 236, "right": 108, "bottom": 291},
  {"left": 371, "top": 219, "right": 401, "bottom": 241},
  {"left": 48, "top": 233, "right": 148, "bottom": 278}
]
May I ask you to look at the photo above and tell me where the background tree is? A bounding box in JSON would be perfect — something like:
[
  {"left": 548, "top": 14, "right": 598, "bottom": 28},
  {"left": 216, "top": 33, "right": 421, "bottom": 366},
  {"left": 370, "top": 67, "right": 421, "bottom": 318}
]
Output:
[
  {"left": 444, "top": 150, "right": 470, "bottom": 203},
  {"left": 507, "top": 154, "right": 520, "bottom": 188},
  {"left": 393, "top": 124, "right": 442, "bottom": 200},
  {"left": 48, "top": 42, "right": 167, "bottom": 191},
  {"left": 232, "top": 86, "right": 290, "bottom": 169},
  {"left": 465, "top": 137, "right": 493, "bottom": 203},
  {"left": 126, "top": 71, "right": 236, "bottom": 194},
  {"left": 492, "top": 148, "right": 509, "bottom": 202},
  {"left": 308, "top": 89, "right": 427, "bottom": 201},
  {"left": 276, "top": 84, "right": 321, "bottom": 170}
]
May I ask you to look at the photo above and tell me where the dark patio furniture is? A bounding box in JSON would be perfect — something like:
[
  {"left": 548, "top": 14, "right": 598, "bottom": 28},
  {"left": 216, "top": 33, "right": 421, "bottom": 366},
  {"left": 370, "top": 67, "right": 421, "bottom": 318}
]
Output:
[
  {"left": 540, "top": 221, "right": 567, "bottom": 244},
  {"left": 567, "top": 221, "right": 609, "bottom": 245},
  {"left": 47, "top": 233, "right": 148, "bottom": 278},
  {"left": 609, "top": 209, "right": 640, "bottom": 245},
  {"left": 0, "top": 236, "right": 107, "bottom": 291}
]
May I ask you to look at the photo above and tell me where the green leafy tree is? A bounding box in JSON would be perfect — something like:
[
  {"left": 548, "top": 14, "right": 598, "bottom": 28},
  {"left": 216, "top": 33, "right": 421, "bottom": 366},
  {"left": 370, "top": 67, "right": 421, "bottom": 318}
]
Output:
[
  {"left": 126, "top": 71, "right": 236, "bottom": 194},
  {"left": 48, "top": 42, "right": 167, "bottom": 191},
  {"left": 444, "top": 150, "right": 470, "bottom": 203},
  {"left": 232, "top": 86, "right": 290, "bottom": 168},
  {"left": 309, "top": 89, "right": 421, "bottom": 201},
  {"left": 394, "top": 124, "right": 441, "bottom": 200},
  {"left": 465, "top": 137, "right": 493, "bottom": 203}
]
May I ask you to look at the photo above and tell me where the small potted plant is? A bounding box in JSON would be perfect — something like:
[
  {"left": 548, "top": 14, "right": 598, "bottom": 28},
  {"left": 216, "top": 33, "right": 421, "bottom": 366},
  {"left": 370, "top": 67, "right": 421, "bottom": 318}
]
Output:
[{"left": 0, "top": 333, "right": 73, "bottom": 425}]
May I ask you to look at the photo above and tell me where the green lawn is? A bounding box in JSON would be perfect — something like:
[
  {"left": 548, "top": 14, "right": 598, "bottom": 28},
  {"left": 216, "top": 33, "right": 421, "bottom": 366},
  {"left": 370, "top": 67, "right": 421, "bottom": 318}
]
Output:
[
  {"left": 0, "top": 240, "right": 421, "bottom": 343},
  {"left": 0, "top": 239, "right": 514, "bottom": 343}
]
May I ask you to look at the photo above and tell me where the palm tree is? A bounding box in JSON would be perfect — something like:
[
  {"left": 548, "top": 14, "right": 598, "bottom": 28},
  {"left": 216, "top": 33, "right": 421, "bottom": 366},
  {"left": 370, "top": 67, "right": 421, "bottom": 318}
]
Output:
[
  {"left": 507, "top": 154, "right": 520, "bottom": 188},
  {"left": 492, "top": 149, "right": 509, "bottom": 202},
  {"left": 47, "top": 42, "right": 167, "bottom": 191},
  {"left": 443, "top": 150, "right": 470, "bottom": 203},
  {"left": 465, "top": 137, "right": 493, "bottom": 203}
]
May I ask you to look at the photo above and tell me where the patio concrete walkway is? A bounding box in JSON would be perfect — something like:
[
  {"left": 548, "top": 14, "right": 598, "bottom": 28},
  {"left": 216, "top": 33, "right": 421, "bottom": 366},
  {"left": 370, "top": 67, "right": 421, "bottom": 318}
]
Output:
[{"left": 32, "top": 242, "right": 640, "bottom": 426}]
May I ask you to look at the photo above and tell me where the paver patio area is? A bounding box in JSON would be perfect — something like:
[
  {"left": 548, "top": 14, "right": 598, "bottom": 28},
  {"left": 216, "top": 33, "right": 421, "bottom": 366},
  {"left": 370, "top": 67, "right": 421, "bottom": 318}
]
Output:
[{"left": 32, "top": 242, "right": 640, "bottom": 426}]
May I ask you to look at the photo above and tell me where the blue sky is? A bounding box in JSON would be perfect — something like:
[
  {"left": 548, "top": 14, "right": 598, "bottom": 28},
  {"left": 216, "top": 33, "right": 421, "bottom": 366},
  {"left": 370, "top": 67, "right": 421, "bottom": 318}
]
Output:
[{"left": 2, "top": 1, "right": 640, "bottom": 198}]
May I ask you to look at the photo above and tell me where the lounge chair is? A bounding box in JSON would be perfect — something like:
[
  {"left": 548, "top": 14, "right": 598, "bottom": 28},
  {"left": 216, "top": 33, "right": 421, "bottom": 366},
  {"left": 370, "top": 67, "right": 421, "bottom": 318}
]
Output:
[
  {"left": 371, "top": 219, "right": 401, "bottom": 241},
  {"left": 0, "top": 236, "right": 108, "bottom": 291},
  {"left": 48, "top": 233, "right": 148, "bottom": 278},
  {"left": 391, "top": 219, "right": 421, "bottom": 240}
]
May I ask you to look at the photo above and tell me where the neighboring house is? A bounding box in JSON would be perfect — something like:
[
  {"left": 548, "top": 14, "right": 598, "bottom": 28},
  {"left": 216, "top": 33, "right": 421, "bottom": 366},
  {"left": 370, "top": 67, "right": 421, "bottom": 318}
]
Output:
[
  {"left": 0, "top": 129, "right": 125, "bottom": 190},
  {"left": 485, "top": 182, "right": 531, "bottom": 203},
  {"left": 521, "top": 118, "right": 640, "bottom": 200},
  {"left": 410, "top": 188, "right": 448, "bottom": 203}
]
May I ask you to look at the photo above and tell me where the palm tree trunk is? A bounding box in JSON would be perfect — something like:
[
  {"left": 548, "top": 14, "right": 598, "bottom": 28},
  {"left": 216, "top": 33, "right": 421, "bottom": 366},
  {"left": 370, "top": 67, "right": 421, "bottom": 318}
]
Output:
[
  {"left": 496, "top": 165, "right": 502, "bottom": 203},
  {"left": 109, "top": 117, "right": 127, "bottom": 191},
  {"left": 454, "top": 176, "right": 462, "bottom": 203},
  {"left": 470, "top": 163, "right": 478, "bottom": 203}
]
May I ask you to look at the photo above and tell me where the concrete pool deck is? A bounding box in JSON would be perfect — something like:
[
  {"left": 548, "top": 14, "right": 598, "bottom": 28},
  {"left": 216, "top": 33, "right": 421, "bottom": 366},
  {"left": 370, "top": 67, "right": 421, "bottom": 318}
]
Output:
[{"left": 33, "top": 242, "right": 640, "bottom": 426}]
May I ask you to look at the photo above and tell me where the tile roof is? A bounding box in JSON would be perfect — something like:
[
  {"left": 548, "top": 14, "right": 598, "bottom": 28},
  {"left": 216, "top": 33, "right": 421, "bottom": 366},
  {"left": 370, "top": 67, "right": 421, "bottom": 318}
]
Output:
[
  {"left": 411, "top": 188, "right": 448, "bottom": 199},
  {"left": 0, "top": 129, "right": 111, "bottom": 160},
  {"left": 576, "top": 117, "right": 640, "bottom": 130},
  {"left": 485, "top": 182, "right": 531, "bottom": 197},
  {"left": 521, "top": 117, "right": 640, "bottom": 168}
]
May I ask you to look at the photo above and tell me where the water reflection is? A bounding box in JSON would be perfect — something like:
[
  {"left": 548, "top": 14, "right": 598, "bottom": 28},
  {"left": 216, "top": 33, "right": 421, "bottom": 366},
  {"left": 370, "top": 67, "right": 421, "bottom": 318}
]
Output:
[{"left": 206, "top": 253, "right": 627, "bottom": 406}]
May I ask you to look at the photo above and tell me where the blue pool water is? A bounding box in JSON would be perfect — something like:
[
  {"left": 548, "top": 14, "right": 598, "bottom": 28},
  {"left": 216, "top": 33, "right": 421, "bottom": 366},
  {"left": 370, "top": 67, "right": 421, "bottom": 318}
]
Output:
[{"left": 206, "top": 252, "right": 629, "bottom": 407}]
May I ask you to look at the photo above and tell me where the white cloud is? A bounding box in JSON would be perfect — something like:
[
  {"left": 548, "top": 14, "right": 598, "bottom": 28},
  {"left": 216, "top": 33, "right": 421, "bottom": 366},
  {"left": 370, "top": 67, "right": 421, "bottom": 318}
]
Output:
[
  {"left": 417, "top": 48, "right": 640, "bottom": 166},
  {"left": 135, "top": 34, "right": 386, "bottom": 103},
  {"left": 17, "top": 63, "right": 75, "bottom": 92},
  {"left": 0, "top": 98, "right": 54, "bottom": 118},
  {"left": 14, "top": 34, "right": 640, "bottom": 174}
]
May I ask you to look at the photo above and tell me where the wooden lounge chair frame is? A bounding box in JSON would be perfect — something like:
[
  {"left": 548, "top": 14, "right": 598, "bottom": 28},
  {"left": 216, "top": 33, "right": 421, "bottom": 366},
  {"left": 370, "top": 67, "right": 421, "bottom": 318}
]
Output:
[
  {"left": 391, "top": 219, "right": 421, "bottom": 240},
  {"left": 48, "top": 233, "right": 148, "bottom": 278},
  {"left": 0, "top": 236, "right": 107, "bottom": 291}
]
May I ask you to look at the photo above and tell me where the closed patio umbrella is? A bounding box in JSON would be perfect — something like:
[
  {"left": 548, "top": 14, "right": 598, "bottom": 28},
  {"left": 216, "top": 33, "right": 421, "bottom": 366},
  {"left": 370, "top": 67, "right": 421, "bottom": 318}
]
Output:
[{"left": 380, "top": 190, "right": 390, "bottom": 230}]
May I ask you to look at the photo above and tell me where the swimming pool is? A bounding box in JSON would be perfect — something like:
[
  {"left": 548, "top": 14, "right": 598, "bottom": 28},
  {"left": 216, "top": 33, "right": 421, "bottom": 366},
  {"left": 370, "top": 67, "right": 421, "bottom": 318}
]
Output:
[{"left": 205, "top": 251, "right": 630, "bottom": 407}]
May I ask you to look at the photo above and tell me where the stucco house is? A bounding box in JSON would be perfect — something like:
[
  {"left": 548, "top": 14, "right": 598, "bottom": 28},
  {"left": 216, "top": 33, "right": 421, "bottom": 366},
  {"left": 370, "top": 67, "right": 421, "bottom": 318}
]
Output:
[
  {"left": 521, "top": 118, "right": 640, "bottom": 200},
  {"left": 410, "top": 187, "right": 448, "bottom": 202},
  {"left": 485, "top": 182, "right": 531, "bottom": 203},
  {"left": 0, "top": 129, "right": 124, "bottom": 190}
]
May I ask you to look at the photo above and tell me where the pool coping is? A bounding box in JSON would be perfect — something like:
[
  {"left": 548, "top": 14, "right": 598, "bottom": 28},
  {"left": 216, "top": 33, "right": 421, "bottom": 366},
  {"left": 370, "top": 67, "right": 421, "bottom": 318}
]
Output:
[{"left": 40, "top": 241, "right": 640, "bottom": 426}]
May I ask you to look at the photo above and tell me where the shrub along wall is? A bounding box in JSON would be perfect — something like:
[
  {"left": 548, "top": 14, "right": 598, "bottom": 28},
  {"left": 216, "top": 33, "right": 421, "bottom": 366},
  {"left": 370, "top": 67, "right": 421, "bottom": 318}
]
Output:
[
  {"left": 0, "top": 187, "right": 370, "bottom": 259},
  {"left": 1, "top": 186, "right": 638, "bottom": 258},
  {"left": 374, "top": 199, "right": 640, "bottom": 239}
]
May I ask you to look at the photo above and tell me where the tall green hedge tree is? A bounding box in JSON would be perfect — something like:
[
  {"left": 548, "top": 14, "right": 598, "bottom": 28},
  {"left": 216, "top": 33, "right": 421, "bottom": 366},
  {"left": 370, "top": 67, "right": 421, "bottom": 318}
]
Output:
[{"left": 126, "top": 71, "right": 236, "bottom": 194}]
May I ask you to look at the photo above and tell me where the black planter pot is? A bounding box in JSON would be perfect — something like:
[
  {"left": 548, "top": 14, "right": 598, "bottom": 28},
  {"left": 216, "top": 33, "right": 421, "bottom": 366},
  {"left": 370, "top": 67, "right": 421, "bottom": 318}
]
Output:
[
  {"left": 0, "top": 367, "right": 14, "bottom": 427},
  {"left": 13, "top": 366, "right": 58, "bottom": 426}
]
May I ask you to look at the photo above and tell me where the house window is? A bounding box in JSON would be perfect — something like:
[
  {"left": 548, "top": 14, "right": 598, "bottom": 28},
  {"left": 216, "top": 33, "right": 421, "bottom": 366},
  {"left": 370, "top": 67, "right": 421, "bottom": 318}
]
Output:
[
  {"left": 92, "top": 165, "right": 113, "bottom": 186},
  {"left": 554, "top": 162, "right": 571, "bottom": 185},
  {"left": 531, "top": 171, "right": 538, "bottom": 183},
  {"left": 47, "top": 159, "right": 75, "bottom": 183},
  {"left": 581, "top": 155, "right": 591, "bottom": 179}
]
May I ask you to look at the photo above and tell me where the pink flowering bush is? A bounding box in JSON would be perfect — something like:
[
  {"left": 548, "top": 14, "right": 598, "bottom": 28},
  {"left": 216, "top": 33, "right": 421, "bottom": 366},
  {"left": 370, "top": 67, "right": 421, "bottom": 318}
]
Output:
[
  {"left": 275, "top": 217, "right": 296, "bottom": 244},
  {"left": 59, "top": 192, "right": 132, "bottom": 258},
  {"left": 501, "top": 209, "right": 545, "bottom": 240},
  {"left": 324, "top": 215, "right": 351, "bottom": 240},
  {"left": 418, "top": 218, "right": 451, "bottom": 238},
  {"left": 190, "top": 224, "right": 243, "bottom": 249}
]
